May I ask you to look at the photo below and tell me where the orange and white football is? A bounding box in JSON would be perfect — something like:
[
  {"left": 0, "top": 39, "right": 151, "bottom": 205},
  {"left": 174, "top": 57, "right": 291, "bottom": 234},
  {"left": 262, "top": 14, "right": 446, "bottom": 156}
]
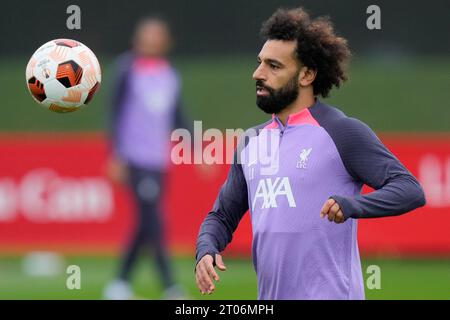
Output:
[{"left": 25, "top": 39, "right": 101, "bottom": 113}]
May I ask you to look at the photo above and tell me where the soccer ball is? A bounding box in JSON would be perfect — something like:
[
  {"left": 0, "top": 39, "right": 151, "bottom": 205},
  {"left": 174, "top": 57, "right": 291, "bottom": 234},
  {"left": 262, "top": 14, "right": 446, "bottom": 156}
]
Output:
[{"left": 25, "top": 39, "right": 101, "bottom": 113}]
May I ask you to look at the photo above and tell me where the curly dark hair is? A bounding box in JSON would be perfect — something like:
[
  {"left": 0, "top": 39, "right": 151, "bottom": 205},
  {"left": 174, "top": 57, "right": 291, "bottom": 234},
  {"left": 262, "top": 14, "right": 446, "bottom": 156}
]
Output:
[{"left": 260, "top": 7, "right": 351, "bottom": 98}]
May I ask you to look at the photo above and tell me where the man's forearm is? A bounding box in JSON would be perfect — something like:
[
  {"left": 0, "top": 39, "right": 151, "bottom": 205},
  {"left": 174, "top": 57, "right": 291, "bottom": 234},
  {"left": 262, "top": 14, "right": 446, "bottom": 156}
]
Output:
[
  {"left": 196, "top": 212, "right": 230, "bottom": 264},
  {"left": 331, "top": 173, "right": 426, "bottom": 219}
]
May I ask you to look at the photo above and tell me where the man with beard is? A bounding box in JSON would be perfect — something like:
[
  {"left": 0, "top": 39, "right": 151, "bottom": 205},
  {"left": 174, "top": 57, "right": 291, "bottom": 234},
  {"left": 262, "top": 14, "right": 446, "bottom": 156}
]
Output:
[{"left": 194, "top": 7, "right": 426, "bottom": 300}]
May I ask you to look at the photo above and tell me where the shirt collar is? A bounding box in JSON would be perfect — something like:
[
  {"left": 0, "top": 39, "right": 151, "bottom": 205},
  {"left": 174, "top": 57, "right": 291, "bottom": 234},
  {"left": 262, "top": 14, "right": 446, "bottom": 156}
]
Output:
[{"left": 271, "top": 99, "right": 320, "bottom": 128}]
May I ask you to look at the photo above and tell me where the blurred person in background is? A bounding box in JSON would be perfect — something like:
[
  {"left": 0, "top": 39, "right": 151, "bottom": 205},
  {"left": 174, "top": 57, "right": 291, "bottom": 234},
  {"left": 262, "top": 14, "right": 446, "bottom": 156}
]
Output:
[{"left": 103, "top": 16, "right": 190, "bottom": 300}]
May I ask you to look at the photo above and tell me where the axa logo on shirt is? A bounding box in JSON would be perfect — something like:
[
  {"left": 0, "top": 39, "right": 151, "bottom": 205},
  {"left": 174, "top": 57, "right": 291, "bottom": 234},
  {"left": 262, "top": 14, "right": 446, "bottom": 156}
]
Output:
[{"left": 252, "top": 177, "right": 296, "bottom": 210}]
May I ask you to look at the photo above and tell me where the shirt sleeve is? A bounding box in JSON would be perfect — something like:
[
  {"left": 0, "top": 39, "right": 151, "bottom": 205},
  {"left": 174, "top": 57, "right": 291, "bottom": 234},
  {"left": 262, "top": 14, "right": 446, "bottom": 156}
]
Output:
[
  {"left": 107, "top": 53, "right": 133, "bottom": 157},
  {"left": 195, "top": 151, "right": 249, "bottom": 265},
  {"left": 328, "top": 117, "right": 426, "bottom": 219},
  {"left": 173, "top": 95, "right": 193, "bottom": 133}
]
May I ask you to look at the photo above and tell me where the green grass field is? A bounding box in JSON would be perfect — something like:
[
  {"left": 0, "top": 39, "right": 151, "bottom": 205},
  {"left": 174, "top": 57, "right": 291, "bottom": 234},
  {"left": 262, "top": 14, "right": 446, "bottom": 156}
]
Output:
[
  {"left": 1, "top": 55, "right": 449, "bottom": 132},
  {"left": 0, "top": 255, "right": 449, "bottom": 300}
]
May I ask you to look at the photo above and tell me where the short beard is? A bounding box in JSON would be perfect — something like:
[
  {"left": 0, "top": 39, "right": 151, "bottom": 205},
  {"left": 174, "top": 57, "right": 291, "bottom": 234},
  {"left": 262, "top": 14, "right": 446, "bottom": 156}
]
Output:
[{"left": 256, "top": 73, "right": 300, "bottom": 114}]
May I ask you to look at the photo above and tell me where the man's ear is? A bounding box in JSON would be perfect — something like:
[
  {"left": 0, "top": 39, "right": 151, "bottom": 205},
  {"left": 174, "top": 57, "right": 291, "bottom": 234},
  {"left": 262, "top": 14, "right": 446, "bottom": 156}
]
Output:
[{"left": 299, "top": 66, "right": 317, "bottom": 87}]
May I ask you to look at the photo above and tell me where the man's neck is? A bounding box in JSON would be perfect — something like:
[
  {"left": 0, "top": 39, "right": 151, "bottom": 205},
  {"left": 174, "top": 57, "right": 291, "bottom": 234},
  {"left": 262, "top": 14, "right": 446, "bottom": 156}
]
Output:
[{"left": 276, "top": 94, "right": 316, "bottom": 126}]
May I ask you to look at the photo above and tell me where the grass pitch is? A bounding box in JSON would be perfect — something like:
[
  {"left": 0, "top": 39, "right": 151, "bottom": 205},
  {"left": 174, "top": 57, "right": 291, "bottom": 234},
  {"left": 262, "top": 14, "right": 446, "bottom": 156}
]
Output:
[{"left": 0, "top": 255, "right": 449, "bottom": 300}]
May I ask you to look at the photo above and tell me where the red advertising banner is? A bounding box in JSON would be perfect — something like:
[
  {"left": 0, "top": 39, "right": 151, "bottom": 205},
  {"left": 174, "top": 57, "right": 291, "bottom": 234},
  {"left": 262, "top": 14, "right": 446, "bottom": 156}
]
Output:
[{"left": 0, "top": 133, "right": 449, "bottom": 256}]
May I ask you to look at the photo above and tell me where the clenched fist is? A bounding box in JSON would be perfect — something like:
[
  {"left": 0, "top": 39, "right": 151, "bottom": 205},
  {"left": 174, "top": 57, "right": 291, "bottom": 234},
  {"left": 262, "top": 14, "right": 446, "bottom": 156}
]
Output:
[{"left": 320, "top": 198, "right": 346, "bottom": 224}]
